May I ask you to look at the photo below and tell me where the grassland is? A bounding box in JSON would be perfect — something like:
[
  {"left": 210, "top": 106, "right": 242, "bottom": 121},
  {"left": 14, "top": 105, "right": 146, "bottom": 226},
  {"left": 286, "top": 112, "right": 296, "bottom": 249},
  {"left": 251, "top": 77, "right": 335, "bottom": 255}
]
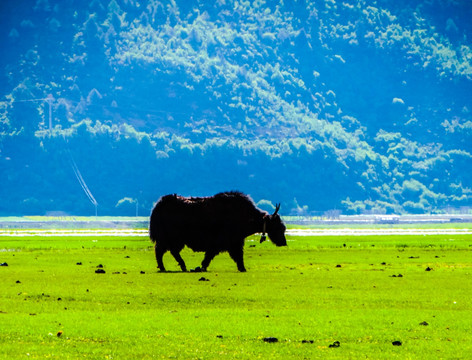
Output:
[{"left": 0, "top": 227, "right": 471, "bottom": 359}]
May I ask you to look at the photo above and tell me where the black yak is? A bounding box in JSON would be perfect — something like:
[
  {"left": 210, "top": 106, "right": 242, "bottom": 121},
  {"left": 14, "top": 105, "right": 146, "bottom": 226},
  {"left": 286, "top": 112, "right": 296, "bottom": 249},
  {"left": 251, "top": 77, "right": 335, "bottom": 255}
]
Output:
[{"left": 149, "top": 191, "right": 287, "bottom": 272}]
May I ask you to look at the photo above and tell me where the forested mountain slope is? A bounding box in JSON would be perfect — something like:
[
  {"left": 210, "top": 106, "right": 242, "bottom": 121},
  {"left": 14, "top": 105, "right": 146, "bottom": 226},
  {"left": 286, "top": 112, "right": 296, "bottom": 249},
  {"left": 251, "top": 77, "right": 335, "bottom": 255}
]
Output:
[{"left": 1, "top": 0, "right": 471, "bottom": 215}]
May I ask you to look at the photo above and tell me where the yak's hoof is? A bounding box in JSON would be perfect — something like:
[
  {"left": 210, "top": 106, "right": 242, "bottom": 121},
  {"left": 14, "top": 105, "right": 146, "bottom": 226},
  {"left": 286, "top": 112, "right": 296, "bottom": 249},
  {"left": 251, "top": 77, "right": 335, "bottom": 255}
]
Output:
[{"left": 238, "top": 268, "right": 247, "bottom": 272}]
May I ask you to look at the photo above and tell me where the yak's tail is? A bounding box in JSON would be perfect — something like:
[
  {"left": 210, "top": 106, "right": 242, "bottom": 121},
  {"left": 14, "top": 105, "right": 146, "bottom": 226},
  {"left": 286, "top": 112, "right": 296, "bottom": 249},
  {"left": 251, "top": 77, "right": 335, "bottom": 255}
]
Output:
[
  {"left": 149, "top": 204, "right": 160, "bottom": 243},
  {"left": 149, "top": 212, "right": 158, "bottom": 243},
  {"left": 149, "top": 194, "right": 176, "bottom": 244}
]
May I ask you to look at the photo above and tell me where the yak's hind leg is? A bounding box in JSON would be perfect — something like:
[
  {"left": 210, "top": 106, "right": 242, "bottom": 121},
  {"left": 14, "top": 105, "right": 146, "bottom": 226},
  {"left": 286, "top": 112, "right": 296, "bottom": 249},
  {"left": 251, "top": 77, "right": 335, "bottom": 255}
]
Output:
[
  {"left": 154, "top": 243, "right": 167, "bottom": 272},
  {"left": 228, "top": 243, "right": 246, "bottom": 272},
  {"left": 171, "top": 248, "right": 187, "bottom": 272},
  {"left": 201, "top": 250, "right": 218, "bottom": 271}
]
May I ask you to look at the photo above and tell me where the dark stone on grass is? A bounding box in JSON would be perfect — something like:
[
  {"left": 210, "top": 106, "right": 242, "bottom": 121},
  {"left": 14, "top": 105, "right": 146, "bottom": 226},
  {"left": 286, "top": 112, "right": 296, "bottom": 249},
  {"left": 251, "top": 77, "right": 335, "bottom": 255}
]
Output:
[
  {"left": 0, "top": 262, "right": 8, "bottom": 266},
  {"left": 390, "top": 274, "right": 403, "bottom": 278},
  {"left": 140, "top": 271, "right": 145, "bottom": 274},
  {"left": 263, "top": 337, "right": 278, "bottom": 343},
  {"left": 216, "top": 335, "right": 223, "bottom": 338},
  {"left": 198, "top": 277, "right": 209, "bottom": 282},
  {"left": 392, "top": 340, "right": 402, "bottom": 346},
  {"left": 425, "top": 267, "right": 433, "bottom": 271},
  {"left": 335, "top": 264, "right": 342, "bottom": 268},
  {"left": 329, "top": 341, "right": 340, "bottom": 348},
  {"left": 95, "top": 269, "right": 106, "bottom": 274},
  {"left": 419, "top": 321, "right": 429, "bottom": 326},
  {"left": 76, "top": 262, "right": 82, "bottom": 265},
  {"left": 302, "top": 340, "right": 314, "bottom": 344},
  {"left": 16, "top": 280, "right": 21, "bottom": 284},
  {"left": 96, "top": 264, "right": 103, "bottom": 268}
]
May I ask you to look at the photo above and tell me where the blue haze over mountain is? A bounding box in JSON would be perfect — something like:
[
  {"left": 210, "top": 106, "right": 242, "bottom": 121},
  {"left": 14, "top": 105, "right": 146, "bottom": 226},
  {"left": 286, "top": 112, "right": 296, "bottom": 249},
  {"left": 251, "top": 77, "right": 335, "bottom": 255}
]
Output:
[{"left": 1, "top": 0, "right": 471, "bottom": 216}]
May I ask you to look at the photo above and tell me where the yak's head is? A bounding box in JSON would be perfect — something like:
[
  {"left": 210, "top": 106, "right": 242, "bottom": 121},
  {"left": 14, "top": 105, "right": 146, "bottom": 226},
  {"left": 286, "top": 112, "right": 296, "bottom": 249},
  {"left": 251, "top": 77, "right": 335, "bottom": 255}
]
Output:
[{"left": 262, "top": 204, "right": 287, "bottom": 246}]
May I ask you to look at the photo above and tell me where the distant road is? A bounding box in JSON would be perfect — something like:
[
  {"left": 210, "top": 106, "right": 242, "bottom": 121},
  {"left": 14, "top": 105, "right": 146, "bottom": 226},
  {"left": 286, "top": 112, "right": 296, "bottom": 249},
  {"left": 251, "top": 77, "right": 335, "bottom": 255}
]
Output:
[
  {"left": 286, "top": 228, "right": 472, "bottom": 236},
  {"left": 0, "top": 229, "right": 149, "bottom": 237},
  {"left": 1, "top": 228, "right": 472, "bottom": 237}
]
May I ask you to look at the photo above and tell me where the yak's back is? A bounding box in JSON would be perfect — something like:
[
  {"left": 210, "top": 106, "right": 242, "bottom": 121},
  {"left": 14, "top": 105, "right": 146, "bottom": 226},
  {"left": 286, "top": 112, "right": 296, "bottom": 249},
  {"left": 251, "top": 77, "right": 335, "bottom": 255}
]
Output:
[{"left": 154, "top": 191, "right": 257, "bottom": 213}]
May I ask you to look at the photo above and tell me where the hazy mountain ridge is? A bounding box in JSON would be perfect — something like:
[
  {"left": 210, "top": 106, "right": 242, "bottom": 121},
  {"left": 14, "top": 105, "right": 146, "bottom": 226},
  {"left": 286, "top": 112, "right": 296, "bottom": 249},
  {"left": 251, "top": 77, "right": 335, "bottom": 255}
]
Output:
[{"left": 1, "top": 0, "right": 471, "bottom": 215}]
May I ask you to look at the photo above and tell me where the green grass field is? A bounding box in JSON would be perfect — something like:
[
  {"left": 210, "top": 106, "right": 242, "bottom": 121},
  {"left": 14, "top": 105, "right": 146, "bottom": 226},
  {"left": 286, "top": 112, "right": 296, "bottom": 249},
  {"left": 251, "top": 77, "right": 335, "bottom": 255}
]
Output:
[{"left": 0, "top": 228, "right": 471, "bottom": 359}]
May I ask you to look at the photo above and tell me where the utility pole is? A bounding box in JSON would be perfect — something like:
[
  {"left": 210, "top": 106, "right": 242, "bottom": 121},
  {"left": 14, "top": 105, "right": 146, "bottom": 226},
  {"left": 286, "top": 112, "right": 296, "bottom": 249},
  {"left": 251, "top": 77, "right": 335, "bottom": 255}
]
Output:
[{"left": 46, "top": 94, "right": 54, "bottom": 131}]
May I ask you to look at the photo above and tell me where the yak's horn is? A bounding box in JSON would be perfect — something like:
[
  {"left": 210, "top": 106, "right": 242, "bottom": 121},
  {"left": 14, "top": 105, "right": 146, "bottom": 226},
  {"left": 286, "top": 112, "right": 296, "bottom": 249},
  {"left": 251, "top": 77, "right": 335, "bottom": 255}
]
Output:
[{"left": 273, "top": 203, "right": 280, "bottom": 216}]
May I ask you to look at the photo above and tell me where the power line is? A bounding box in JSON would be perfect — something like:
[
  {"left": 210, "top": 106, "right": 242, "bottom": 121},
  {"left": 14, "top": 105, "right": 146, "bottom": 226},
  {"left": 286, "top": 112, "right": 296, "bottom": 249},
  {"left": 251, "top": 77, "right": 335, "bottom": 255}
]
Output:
[
  {"left": 4, "top": 98, "right": 49, "bottom": 102},
  {"left": 3, "top": 95, "right": 197, "bottom": 118},
  {"left": 3, "top": 95, "right": 55, "bottom": 130},
  {"left": 66, "top": 145, "right": 99, "bottom": 216}
]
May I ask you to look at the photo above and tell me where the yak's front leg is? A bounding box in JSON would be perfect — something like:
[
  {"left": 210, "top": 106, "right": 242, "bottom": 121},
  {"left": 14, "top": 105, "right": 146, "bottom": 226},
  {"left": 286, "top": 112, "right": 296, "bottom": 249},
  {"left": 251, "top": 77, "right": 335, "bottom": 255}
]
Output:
[{"left": 228, "top": 244, "right": 246, "bottom": 272}]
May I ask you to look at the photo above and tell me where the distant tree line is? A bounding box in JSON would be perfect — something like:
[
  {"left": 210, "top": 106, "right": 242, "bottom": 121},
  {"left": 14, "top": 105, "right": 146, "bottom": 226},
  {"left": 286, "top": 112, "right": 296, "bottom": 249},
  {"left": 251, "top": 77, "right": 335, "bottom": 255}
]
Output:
[{"left": 1, "top": 0, "right": 471, "bottom": 215}]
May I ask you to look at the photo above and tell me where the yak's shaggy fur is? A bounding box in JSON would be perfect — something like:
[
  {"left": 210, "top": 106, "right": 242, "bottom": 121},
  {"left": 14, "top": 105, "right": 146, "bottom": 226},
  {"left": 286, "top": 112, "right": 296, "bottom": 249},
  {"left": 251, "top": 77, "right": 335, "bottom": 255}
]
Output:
[{"left": 149, "top": 191, "right": 286, "bottom": 272}]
